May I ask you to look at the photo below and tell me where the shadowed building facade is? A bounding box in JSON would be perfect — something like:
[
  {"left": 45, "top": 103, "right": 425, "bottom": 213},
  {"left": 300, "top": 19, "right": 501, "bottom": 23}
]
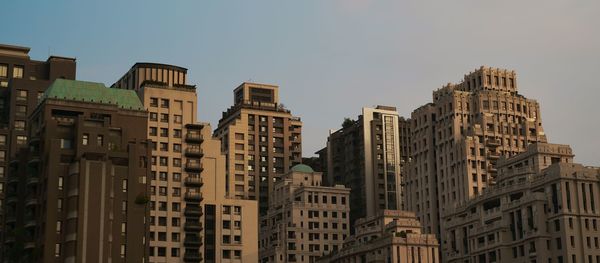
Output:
[
  {"left": 4, "top": 79, "right": 150, "bottom": 262},
  {"left": 0, "top": 44, "right": 76, "bottom": 252},
  {"left": 318, "top": 106, "right": 411, "bottom": 231},
  {"left": 443, "top": 143, "right": 600, "bottom": 263},
  {"left": 404, "top": 67, "right": 548, "bottom": 249},
  {"left": 214, "top": 82, "right": 302, "bottom": 215}
]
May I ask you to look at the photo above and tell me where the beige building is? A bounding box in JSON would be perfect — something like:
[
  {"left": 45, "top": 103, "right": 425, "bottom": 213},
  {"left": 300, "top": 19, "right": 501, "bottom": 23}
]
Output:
[
  {"left": 214, "top": 82, "right": 302, "bottom": 215},
  {"left": 443, "top": 142, "right": 600, "bottom": 263},
  {"left": 318, "top": 210, "right": 439, "bottom": 263},
  {"left": 259, "top": 164, "right": 351, "bottom": 262},
  {"left": 405, "top": 66, "right": 548, "bottom": 243},
  {"left": 113, "top": 63, "right": 203, "bottom": 262},
  {"left": 318, "top": 106, "right": 411, "bottom": 230},
  {"left": 199, "top": 123, "right": 259, "bottom": 263}
]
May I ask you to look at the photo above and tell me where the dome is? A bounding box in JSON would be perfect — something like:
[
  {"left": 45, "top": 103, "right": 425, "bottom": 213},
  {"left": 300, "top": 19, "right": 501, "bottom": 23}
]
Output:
[{"left": 290, "top": 164, "right": 314, "bottom": 173}]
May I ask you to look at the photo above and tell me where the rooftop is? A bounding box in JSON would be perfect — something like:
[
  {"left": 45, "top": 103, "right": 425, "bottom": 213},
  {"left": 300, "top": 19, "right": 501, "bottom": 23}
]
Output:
[
  {"left": 42, "top": 79, "right": 144, "bottom": 110},
  {"left": 290, "top": 164, "right": 314, "bottom": 173}
]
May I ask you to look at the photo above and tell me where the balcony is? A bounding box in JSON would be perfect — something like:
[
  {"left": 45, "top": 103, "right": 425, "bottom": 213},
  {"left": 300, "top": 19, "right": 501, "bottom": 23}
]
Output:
[
  {"left": 25, "top": 198, "right": 38, "bottom": 207},
  {"left": 184, "top": 206, "right": 203, "bottom": 217},
  {"left": 24, "top": 218, "right": 37, "bottom": 228},
  {"left": 184, "top": 177, "right": 203, "bottom": 187},
  {"left": 183, "top": 251, "right": 202, "bottom": 262},
  {"left": 184, "top": 192, "right": 203, "bottom": 202},
  {"left": 184, "top": 147, "right": 203, "bottom": 158},
  {"left": 184, "top": 236, "right": 203, "bottom": 246},
  {"left": 486, "top": 138, "right": 501, "bottom": 147},
  {"left": 185, "top": 133, "right": 203, "bottom": 143},
  {"left": 24, "top": 242, "right": 35, "bottom": 250},
  {"left": 7, "top": 175, "right": 19, "bottom": 185},
  {"left": 6, "top": 195, "right": 18, "bottom": 204},
  {"left": 27, "top": 176, "right": 40, "bottom": 186},
  {"left": 185, "top": 123, "right": 204, "bottom": 130},
  {"left": 488, "top": 152, "right": 500, "bottom": 159},
  {"left": 184, "top": 221, "right": 203, "bottom": 231},
  {"left": 184, "top": 162, "right": 203, "bottom": 173}
]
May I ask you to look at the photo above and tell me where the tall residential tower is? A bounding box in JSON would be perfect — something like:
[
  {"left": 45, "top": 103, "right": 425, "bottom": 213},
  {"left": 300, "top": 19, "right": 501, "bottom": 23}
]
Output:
[
  {"left": 214, "top": 82, "right": 302, "bottom": 215},
  {"left": 405, "top": 66, "right": 548, "bottom": 247},
  {"left": 318, "top": 106, "right": 411, "bottom": 229}
]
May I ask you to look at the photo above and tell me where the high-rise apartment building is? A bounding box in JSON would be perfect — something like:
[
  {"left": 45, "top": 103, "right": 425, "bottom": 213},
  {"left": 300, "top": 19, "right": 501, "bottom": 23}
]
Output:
[
  {"left": 113, "top": 63, "right": 204, "bottom": 262},
  {"left": 259, "top": 164, "right": 351, "bottom": 262},
  {"left": 317, "top": 210, "right": 439, "bottom": 263},
  {"left": 199, "top": 122, "right": 259, "bottom": 263},
  {"left": 0, "top": 44, "right": 76, "bottom": 247},
  {"left": 4, "top": 79, "right": 150, "bottom": 262},
  {"left": 405, "top": 67, "right": 548, "bottom": 243},
  {"left": 318, "top": 106, "right": 410, "bottom": 229},
  {"left": 443, "top": 143, "right": 600, "bottom": 263},
  {"left": 214, "top": 82, "right": 302, "bottom": 215}
]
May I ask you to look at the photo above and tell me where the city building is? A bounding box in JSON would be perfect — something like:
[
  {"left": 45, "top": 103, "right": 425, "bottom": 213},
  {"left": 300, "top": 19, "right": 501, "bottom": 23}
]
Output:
[
  {"left": 259, "top": 164, "right": 350, "bottom": 263},
  {"left": 317, "top": 210, "right": 439, "bottom": 263},
  {"left": 214, "top": 82, "right": 302, "bottom": 215},
  {"left": 200, "top": 123, "right": 259, "bottom": 263},
  {"left": 112, "top": 63, "right": 204, "bottom": 262},
  {"left": 404, "top": 66, "right": 548, "bottom": 243},
  {"left": 0, "top": 44, "right": 76, "bottom": 248},
  {"left": 4, "top": 79, "right": 150, "bottom": 262},
  {"left": 443, "top": 142, "right": 600, "bottom": 263},
  {"left": 317, "top": 106, "right": 411, "bottom": 230}
]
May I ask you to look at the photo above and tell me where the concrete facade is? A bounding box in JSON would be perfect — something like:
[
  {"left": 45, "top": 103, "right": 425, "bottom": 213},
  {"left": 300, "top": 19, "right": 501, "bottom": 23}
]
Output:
[
  {"left": 405, "top": 66, "right": 548, "bottom": 245},
  {"left": 4, "top": 79, "right": 150, "bottom": 262},
  {"left": 318, "top": 210, "right": 439, "bottom": 263},
  {"left": 0, "top": 44, "right": 76, "bottom": 252},
  {"left": 200, "top": 123, "right": 259, "bottom": 263},
  {"left": 443, "top": 143, "right": 600, "bottom": 263},
  {"left": 113, "top": 63, "right": 204, "bottom": 262},
  {"left": 260, "top": 165, "right": 350, "bottom": 262},
  {"left": 318, "top": 106, "right": 411, "bottom": 231},
  {"left": 214, "top": 82, "right": 302, "bottom": 215}
]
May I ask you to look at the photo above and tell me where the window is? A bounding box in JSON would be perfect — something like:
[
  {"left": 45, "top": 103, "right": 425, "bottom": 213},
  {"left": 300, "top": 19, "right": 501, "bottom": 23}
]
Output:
[
  {"left": 57, "top": 199, "right": 63, "bottom": 211},
  {"left": 173, "top": 129, "right": 182, "bottom": 138},
  {"left": 160, "top": 128, "right": 168, "bottom": 137},
  {"left": 82, "top": 134, "right": 89, "bottom": 145},
  {"left": 14, "top": 120, "right": 25, "bottom": 131},
  {"left": 150, "top": 112, "right": 158, "bottom": 121},
  {"left": 122, "top": 179, "right": 128, "bottom": 192},
  {"left": 150, "top": 97, "right": 158, "bottom": 107},
  {"left": 160, "top": 113, "right": 169, "bottom": 122},
  {"left": 0, "top": 64, "right": 7, "bottom": 77},
  {"left": 159, "top": 142, "right": 168, "bottom": 151},
  {"left": 173, "top": 173, "right": 181, "bottom": 182},
  {"left": 173, "top": 158, "right": 181, "bottom": 167},
  {"left": 173, "top": 143, "right": 181, "bottom": 152},
  {"left": 97, "top": 135, "right": 104, "bottom": 146},
  {"left": 149, "top": 127, "right": 157, "bottom": 136},
  {"left": 161, "top": 99, "right": 169, "bottom": 108},
  {"left": 56, "top": 221, "right": 62, "bottom": 233},
  {"left": 121, "top": 222, "right": 127, "bottom": 234},
  {"left": 58, "top": 176, "right": 64, "bottom": 190},
  {"left": 0, "top": 135, "right": 5, "bottom": 146},
  {"left": 16, "top": 90, "right": 27, "bottom": 100},
  {"left": 13, "top": 65, "right": 23, "bottom": 78},
  {"left": 121, "top": 245, "right": 126, "bottom": 258},
  {"left": 159, "top": 157, "right": 168, "bottom": 166},
  {"left": 15, "top": 105, "right": 26, "bottom": 116},
  {"left": 174, "top": 115, "right": 182, "bottom": 123},
  {"left": 55, "top": 243, "right": 61, "bottom": 257}
]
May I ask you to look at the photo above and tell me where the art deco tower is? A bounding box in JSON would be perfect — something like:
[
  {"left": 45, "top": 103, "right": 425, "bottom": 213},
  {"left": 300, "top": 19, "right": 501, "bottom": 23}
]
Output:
[{"left": 405, "top": 66, "right": 548, "bottom": 243}]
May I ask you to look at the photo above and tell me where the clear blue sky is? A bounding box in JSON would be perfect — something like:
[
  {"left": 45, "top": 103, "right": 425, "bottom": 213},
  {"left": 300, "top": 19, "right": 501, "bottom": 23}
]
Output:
[{"left": 3, "top": 1, "right": 599, "bottom": 165}]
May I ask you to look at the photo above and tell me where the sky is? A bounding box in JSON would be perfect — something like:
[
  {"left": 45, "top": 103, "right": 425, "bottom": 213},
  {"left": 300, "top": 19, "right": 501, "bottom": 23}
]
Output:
[{"left": 3, "top": 1, "right": 599, "bottom": 165}]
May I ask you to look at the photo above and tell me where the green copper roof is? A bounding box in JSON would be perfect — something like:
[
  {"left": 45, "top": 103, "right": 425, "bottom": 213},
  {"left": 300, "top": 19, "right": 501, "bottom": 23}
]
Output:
[
  {"left": 291, "top": 164, "right": 314, "bottom": 173},
  {"left": 43, "top": 79, "right": 144, "bottom": 110}
]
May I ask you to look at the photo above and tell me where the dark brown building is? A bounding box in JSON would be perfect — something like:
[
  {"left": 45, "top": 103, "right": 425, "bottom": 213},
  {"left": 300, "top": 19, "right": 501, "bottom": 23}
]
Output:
[
  {"left": 0, "top": 43, "right": 76, "bottom": 256},
  {"left": 4, "top": 79, "right": 150, "bottom": 262}
]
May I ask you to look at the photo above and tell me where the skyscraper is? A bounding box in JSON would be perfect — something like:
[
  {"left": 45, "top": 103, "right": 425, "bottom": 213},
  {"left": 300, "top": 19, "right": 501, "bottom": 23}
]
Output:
[
  {"left": 405, "top": 66, "right": 548, "bottom": 246},
  {"left": 4, "top": 79, "right": 150, "bottom": 262},
  {"left": 0, "top": 43, "right": 76, "bottom": 258},
  {"left": 214, "top": 82, "right": 302, "bottom": 215},
  {"left": 113, "top": 63, "right": 204, "bottom": 262},
  {"left": 318, "top": 106, "right": 410, "bottom": 229}
]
